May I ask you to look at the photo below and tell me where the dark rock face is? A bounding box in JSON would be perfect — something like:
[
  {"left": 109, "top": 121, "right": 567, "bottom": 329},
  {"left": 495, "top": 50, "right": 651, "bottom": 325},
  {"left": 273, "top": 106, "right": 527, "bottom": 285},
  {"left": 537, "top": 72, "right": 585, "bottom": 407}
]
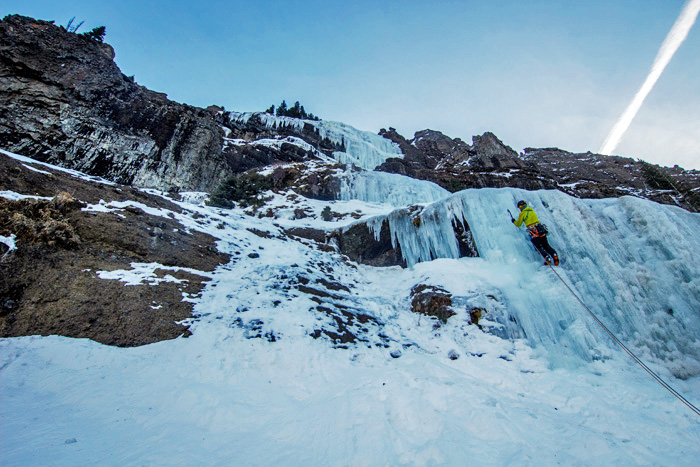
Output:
[
  {"left": 0, "top": 16, "right": 340, "bottom": 192},
  {"left": 377, "top": 129, "right": 554, "bottom": 194},
  {"left": 377, "top": 127, "right": 700, "bottom": 212},
  {"left": 469, "top": 132, "right": 522, "bottom": 169},
  {"left": 0, "top": 15, "right": 233, "bottom": 192},
  {"left": 335, "top": 220, "right": 406, "bottom": 267},
  {"left": 522, "top": 148, "right": 700, "bottom": 211},
  {"left": 413, "top": 129, "right": 472, "bottom": 166},
  {"left": 453, "top": 216, "right": 479, "bottom": 259},
  {"left": 217, "top": 113, "right": 345, "bottom": 174},
  {"left": 379, "top": 127, "right": 445, "bottom": 171}
]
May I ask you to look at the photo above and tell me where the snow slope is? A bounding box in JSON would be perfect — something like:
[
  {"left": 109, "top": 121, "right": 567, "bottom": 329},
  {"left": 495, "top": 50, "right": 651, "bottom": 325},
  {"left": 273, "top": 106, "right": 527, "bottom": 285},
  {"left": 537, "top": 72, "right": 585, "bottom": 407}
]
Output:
[{"left": 1, "top": 150, "right": 700, "bottom": 465}]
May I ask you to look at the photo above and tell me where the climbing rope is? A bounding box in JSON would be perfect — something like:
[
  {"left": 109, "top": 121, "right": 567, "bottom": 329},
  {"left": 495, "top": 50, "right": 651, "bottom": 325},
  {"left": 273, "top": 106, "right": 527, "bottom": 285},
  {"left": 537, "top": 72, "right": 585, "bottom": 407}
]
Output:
[{"left": 548, "top": 265, "right": 700, "bottom": 417}]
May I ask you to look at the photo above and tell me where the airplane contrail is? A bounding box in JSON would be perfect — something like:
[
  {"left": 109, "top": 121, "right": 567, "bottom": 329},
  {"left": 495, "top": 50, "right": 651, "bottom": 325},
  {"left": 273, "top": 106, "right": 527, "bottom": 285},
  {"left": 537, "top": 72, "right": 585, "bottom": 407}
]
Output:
[{"left": 599, "top": 0, "right": 700, "bottom": 156}]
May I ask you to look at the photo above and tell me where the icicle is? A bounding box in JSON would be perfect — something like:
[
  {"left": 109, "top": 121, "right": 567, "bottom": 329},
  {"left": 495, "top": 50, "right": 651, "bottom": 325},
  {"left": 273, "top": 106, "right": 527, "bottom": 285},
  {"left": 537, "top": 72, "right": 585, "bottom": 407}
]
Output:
[
  {"left": 355, "top": 195, "right": 468, "bottom": 268},
  {"left": 365, "top": 216, "right": 387, "bottom": 242}
]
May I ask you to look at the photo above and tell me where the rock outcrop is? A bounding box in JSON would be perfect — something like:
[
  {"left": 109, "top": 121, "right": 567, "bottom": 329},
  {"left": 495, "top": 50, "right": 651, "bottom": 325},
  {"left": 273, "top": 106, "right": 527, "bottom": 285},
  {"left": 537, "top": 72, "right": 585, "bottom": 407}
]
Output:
[
  {"left": 218, "top": 113, "right": 344, "bottom": 173},
  {"left": 522, "top": 147, "right": 700, "bottom": 210},
  {"left": 0, "top": 16, "right": 350, "bottom": 193},
  {"left": 0, "top": 15, "right": 235, "bottom": 192},
  {"left": 335, "top": 220, "right": 407, "bottom": 267},
  {"left": 0, "top": 151, "right": 230, "bottom": 346},
  {"left": 410, "top": 284, "right": 455, "bottom": 323},
  {"left": 377, "top": 128, "right": 700, "bottom": 212}
]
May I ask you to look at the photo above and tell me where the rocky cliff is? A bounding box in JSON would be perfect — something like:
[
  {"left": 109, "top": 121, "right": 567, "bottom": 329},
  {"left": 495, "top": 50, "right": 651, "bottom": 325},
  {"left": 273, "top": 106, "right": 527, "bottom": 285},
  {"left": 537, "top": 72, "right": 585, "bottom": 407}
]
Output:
[
  {"left": 2, "top": 14, "right": 699, "bottom": 212},
  {"left": 0, "top": 15, "right": 241, "bottom": 191},
  {"left": 0, "top": 15, "right": 352, "bottom": 192},
  {"left": 377, "top": 128, "right": 700, "bottom": 212}
]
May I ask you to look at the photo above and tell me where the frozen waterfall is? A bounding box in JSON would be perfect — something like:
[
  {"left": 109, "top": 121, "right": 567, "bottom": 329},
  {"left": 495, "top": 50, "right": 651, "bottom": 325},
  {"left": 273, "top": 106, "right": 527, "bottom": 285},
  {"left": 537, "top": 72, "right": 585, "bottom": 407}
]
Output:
[
  {"left": 339, "top": 170, "right": 450, "bottom": 207},
  {"left": 229, "top": 112, "right": 403, "bottom": 169},
  {"left": 356, "top": 187, "right": 700, "bottom": 373}
]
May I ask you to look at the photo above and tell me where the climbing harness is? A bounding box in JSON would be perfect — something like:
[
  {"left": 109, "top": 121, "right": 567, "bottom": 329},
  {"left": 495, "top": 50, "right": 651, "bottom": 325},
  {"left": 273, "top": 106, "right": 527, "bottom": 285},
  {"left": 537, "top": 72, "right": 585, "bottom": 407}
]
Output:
[
  {"left": 527, "top": 223, "right": 548, "bottom": 238},
  {"left": 548, "top": 265, "right": 700, "bottom": 417}
]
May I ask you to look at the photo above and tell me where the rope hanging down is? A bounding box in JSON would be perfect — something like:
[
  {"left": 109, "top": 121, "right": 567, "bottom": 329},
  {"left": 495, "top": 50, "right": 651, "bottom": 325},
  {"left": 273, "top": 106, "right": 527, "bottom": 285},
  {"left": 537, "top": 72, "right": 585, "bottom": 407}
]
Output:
[{"left": 548, "top": 265, "right": 700, "bottom": 417}]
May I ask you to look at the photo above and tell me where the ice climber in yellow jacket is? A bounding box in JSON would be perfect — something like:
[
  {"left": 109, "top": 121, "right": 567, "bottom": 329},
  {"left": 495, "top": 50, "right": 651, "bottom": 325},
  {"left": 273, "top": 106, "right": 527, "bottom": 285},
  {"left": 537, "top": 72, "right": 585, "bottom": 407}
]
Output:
[{"left": 512, "top": 200, "right": 560, "bottom": 266}]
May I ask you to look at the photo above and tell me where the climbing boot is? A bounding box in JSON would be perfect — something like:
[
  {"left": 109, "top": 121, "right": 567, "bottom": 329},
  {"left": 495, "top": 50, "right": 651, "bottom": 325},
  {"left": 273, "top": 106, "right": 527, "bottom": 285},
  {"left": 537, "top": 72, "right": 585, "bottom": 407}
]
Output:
[
  {"left": 553, "top": 255, "right": 559, "bottom": 266},
  {"left": 544, "top": 258, "right": 551, "bottom": 266}
]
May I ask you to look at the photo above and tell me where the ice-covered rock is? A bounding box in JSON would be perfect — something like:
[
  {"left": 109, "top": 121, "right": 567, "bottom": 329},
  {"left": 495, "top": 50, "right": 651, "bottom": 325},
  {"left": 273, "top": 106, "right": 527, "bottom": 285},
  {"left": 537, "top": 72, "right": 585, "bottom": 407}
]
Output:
[{"left": 229, "top": 112, "right": 403, "bottom": 170}]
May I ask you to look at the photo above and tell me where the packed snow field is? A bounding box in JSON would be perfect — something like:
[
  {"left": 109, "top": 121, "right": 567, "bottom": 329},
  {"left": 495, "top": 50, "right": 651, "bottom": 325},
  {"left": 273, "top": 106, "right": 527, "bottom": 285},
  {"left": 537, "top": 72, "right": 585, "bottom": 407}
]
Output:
[{"left": 2, "top": 148, "right": 700, "bottom": 465}]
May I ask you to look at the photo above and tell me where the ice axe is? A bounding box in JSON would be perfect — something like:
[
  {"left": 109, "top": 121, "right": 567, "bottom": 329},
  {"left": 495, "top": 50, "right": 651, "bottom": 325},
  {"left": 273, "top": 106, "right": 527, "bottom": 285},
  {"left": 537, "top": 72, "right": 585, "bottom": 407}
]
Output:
[{"left": 507, "top": 209, "right": 515, "bottom": 222}]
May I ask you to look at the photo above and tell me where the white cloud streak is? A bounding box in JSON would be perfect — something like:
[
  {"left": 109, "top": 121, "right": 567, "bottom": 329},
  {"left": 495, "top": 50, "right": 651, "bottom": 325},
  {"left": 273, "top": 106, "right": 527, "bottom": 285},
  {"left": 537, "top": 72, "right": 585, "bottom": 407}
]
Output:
[{"left": 600, "top": 0, "right": 700, "bottom": 155}]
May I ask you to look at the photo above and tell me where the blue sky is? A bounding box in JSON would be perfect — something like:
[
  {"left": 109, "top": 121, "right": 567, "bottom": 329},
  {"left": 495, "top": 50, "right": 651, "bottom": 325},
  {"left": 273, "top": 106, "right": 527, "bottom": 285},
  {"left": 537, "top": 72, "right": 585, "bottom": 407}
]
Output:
[{"left": 4, "top": 1, "right": 699, "bottom": 169}]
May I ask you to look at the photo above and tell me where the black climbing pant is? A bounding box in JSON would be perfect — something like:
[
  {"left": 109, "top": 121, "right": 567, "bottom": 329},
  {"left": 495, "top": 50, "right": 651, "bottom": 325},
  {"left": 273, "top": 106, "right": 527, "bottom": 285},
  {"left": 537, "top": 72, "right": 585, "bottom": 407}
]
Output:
[{"left": 531, "top": 235, "right": 558, "bottom": 260}]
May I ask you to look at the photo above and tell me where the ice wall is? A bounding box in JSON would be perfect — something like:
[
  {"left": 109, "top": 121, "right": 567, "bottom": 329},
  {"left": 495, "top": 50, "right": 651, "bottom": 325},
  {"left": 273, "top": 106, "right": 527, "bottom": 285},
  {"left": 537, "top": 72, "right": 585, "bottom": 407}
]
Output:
[
  {"left": 371, "top": 188, "right": 700, "bottom": 372},
  {"left": 229, "top": 112, "right": 403, "bottom": 169},
  {"left": 339, "top": 170, "right": 450, "bottom": 207},
  {"left": 313, "top": 120, "right": 403, "bottom": 170}
]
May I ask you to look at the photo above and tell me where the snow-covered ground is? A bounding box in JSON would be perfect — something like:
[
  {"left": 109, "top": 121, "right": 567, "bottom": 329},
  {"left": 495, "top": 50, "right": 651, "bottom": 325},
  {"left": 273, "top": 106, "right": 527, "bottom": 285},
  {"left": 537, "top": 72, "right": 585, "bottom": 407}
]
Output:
[{"left": 1, "top": 151, "right": 700, "bottom": 465}]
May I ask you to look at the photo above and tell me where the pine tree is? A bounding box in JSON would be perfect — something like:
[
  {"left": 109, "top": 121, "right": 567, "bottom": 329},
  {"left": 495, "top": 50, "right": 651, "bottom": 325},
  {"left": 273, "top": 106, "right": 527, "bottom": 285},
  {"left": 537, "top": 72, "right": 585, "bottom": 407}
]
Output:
[
  {"left": 276, "top": 100, "right": 288, "bottom": 117},
  {"left": 83, "top": 26, "right": 106, "bottom": 42},
  {"left": 321, "top": 206, "right": 333, "bottom": 221},
  {"left": 290, "top": 101, "right": 302, "bottom": 118},
  {"left": 269, "top": 99, "right": 320, "bottom": 120}
]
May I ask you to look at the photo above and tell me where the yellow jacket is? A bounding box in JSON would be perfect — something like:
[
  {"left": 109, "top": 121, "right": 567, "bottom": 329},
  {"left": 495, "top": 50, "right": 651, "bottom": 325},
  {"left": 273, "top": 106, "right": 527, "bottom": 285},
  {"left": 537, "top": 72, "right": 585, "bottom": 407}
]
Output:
[{"left": 514, "top": 206, "right": 539, "bottom": 228}]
